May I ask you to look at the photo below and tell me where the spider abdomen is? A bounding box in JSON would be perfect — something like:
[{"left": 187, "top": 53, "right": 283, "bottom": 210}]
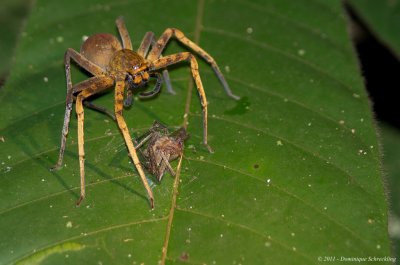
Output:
[{"left": 80, "top": 33, "right": 122, "bottom": 70}]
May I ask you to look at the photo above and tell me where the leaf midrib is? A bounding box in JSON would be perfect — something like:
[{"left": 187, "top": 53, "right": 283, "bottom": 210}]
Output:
[{"left": 160, "top": 0, "right": 205, "bottom": 262}]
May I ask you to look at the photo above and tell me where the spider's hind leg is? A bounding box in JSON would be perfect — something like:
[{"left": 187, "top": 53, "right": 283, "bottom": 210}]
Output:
[
  {"left": 116, "top": 17, "right": 133, "bottom": 50},
  {"left": 51, "top": 49, "right": 105, "bottom": 171}
]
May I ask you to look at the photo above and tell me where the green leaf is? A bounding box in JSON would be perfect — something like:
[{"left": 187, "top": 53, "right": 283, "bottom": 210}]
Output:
[
  {"left": 0, "top": 0, "right": 31, "bottom": 80},
  {"left": 349, "top": 0, "right": 400, "bottom": 58},
  {"left": 0, "top": 0, "right": 391, "bottom": 264}
]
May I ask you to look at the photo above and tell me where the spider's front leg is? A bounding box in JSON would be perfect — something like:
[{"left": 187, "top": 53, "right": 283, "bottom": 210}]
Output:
[
  {"left": 150, "top": 52, "right": 213, "bottom": 153},
  {"left": 114, "top": 80, "right": 154, "bottom": 208},
  {"left": 147, "top": 28, "right": 240, "bottom": 100},
  {"left": 137, "top": 32, "right": 175, "bottom": 95}
]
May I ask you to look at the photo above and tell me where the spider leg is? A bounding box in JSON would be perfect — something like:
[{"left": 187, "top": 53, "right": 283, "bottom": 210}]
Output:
[
  {"left": 137, "top": 32, "right": 154, "bottom": 57},
  {"left": 151, "top": 120, "right": 169, "bottom": 134},
  {"left": 156, "top": 162, "right": 167, "bottom": 182},
  {"left": 51, "top": 49, "right": 105, "bottom": 170},
  {"left": 150, "top": 52, "right": 213, "bottom": 152},
  {"left": 138, "top": 32, "right": 175, "bottom": 94},
  {"left": 72, "top": 77, "right": 116, "bottom": 120},
  {"left": 134, "top": 132, "right": 154, "bottom": 149},
  {"left": 83, "top": 101, "right": 116, "bottom": 121},
  {"left": 115, "top": 80, "right": 154, "bottom": 208},
  {"left": 162, "top": 70, "right": 175, "bottom": 95},
  {"left": 116, "top": 17, "right": 133, "bottom": 50},
  {"left": 123, "top": 85, "right": 133, "bottom": 108},
  {"left": 74, "top": 77, "right": 113, "bottom": 205},
  {"left": 147, "top": 28, "right": 239, "bottom": 100},
  {"left": 160, "top": 152, "right": 176, "bottom": 179}
]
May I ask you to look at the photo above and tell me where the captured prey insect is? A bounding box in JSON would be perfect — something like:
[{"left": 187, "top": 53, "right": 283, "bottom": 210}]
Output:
[
  {"left": 134, "top": 121, "right": 188, "bottom": 181},
  {"left": 51, "top": 17, "right": 239, "bottom": 208}
]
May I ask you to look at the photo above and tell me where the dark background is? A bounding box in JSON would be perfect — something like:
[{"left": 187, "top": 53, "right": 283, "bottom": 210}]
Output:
[
  {"left": 347, "top": 3, "right": 400, "bottom": 261},
  {"left": 347, "top": 5, "right": 400, "bottom": 130}
]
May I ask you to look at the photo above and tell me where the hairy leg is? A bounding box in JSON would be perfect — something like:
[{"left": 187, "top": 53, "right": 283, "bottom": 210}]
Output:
[
  {"left": 160, "top": 152, "right": 176, "bottom": 177},
  {"left": 137, "top": 32, "right": 154, "bottom": 57},
  {"left": 134, "top": 133, "right": 154, "bottom": 149},
  {"left": 150, "top": 52, "right": 212, "bottom": 152},
  {"left": 114, "top": 80, "right": 154, "bottom": 208},
  {"left": 147, "top": 28, "right": 239, "bottom": 100},
  {"left": 52, "top": 49, "right": 105, "bottom": 170},
  {"left": 72, "top": 76, "right": 115, "bottom": 120},
  {"left": 116, "top": 17, "right": 133, "bottom": 50},
  {"left": 74, "top": 78, "right": 111, "bottom": 205},
  {"left": 138, "top": 32, "right": 175, "bottom": 94}
]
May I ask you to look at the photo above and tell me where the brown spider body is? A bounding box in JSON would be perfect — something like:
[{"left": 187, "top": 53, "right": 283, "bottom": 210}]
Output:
[
  {"left": 52, "top": 17, "right": 239, "bottom": 208},
  {"left": 143, "top": 127, "right": 188, "bottom": 181},
  {"left": 82, "top": 34, "right": 149, "bottom": 88},
  {"left": 108, "top": 49, "right": 149, "bottom": 84},
  {"left": 80, "top": 33, "right": 122, "bottom": 70}
]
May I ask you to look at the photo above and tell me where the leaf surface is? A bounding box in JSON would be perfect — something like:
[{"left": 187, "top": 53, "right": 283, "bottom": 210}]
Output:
[
  {"left": 0, "top": 0, "right": 391, "bottom": 264},
  {"left": 350, "top": 0, "right": 400, "bottom": 58},
  {"left": 0, "top": 0, "right": 31, "bottom": 79}
]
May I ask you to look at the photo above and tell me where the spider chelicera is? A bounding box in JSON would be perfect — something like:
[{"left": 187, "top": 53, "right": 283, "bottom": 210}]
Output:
[{"left": 52, "top": 17, "right": 239, "bottom": 208}]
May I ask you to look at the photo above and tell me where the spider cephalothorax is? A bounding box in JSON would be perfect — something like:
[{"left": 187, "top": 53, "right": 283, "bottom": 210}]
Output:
[
  {"left": 108, "top": 49, "right": 148, "bottom": 80},
  {"left": 80, "top": 34, "right": 160, "bottom": 106},
  {"left": 107, "top": 48, "right": 159, "bottom": 106},
  {"left": 52, "top": 17, "right": 239, "bottom": 208}
]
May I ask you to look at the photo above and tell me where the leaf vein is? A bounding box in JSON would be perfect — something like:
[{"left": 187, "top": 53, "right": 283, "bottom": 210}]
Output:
[
  {"left": 177, "top": 207, "right": 318, "bottom": 264},
  {"left": 191, "top": 112, "right": 376, "bottom": 198},
  {"left": 184, "top": 157, "right": 376, "bottom": 251},
  {"left": 203, "top": 26, "right": 358, "bottom": 95},
  {"left": 11, "top": 217, "right": 167, "bottom": 265},
  {"left": 224, "top": 74, "right": 379, "bottom": 159}
]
